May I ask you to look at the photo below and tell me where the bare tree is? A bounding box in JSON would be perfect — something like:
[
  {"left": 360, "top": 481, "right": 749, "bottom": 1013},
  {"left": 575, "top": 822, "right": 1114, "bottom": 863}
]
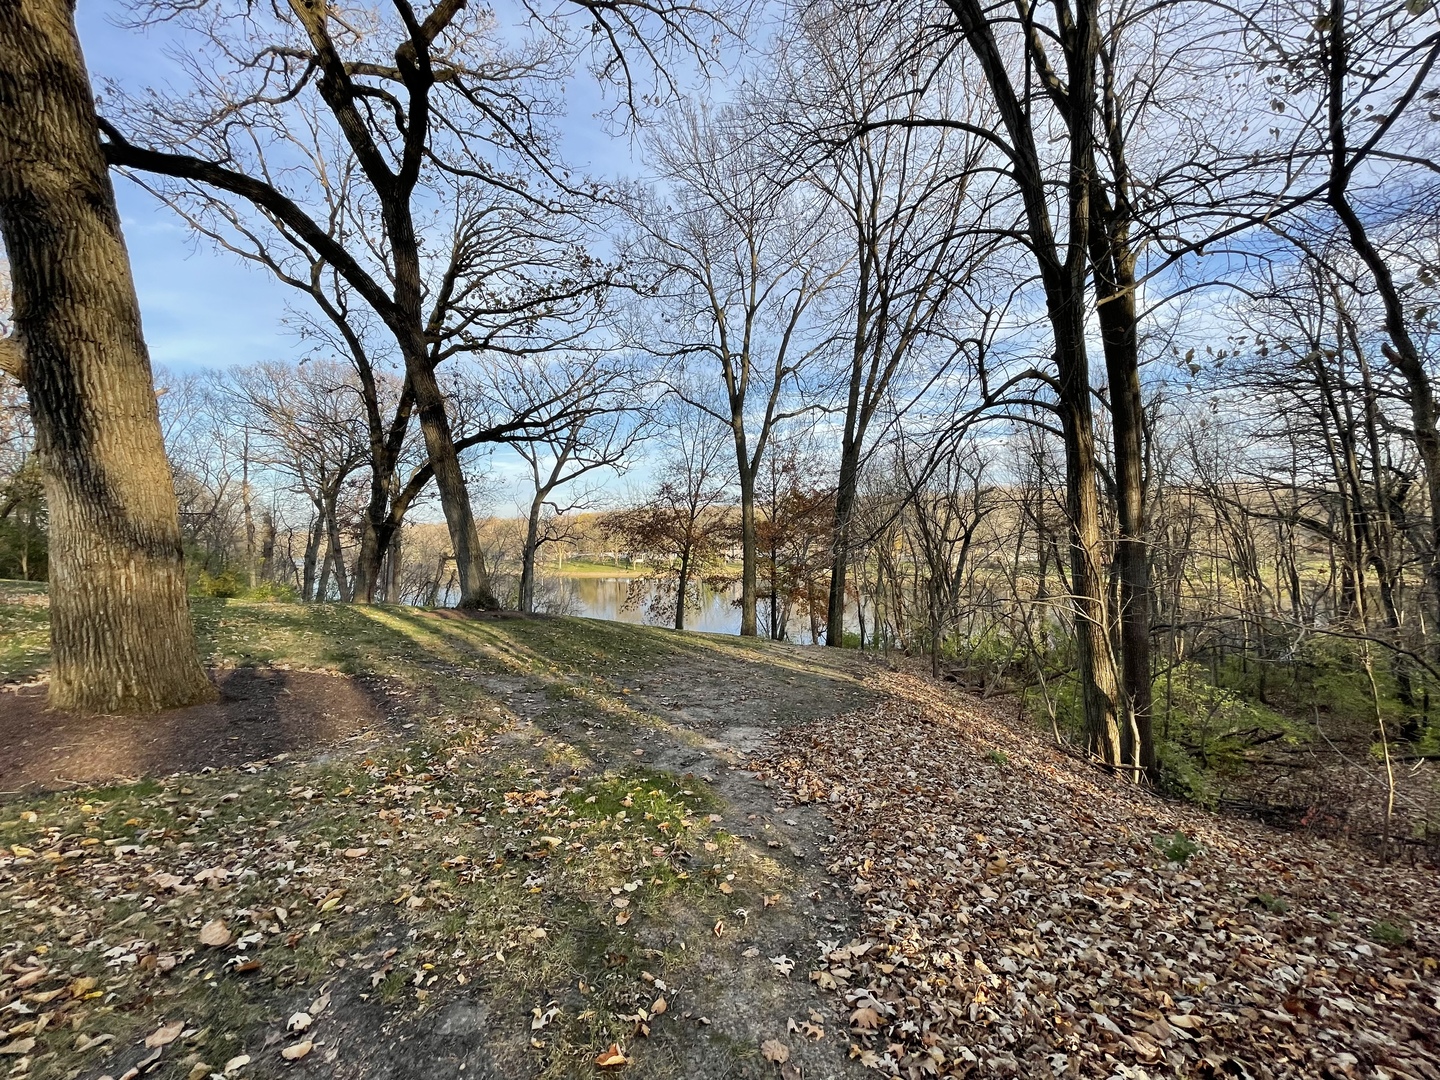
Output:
[
  {"left": 510, "top": 358, "right": 645, "bottom": 612},
  {"left": 607, "top": 402, "right": 732, "bottom": 631},
  {"left": 772, "top": 0, "right": 1000, "bottom": 651},
  {"left": 623, "top": 101, "right": 844, "bottom": 635}
]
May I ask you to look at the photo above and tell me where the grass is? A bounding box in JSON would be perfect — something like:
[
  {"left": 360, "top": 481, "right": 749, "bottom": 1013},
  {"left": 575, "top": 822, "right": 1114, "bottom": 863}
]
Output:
[
  {"left": 0, "top": 587, "right": 804, "bottom": 1080},
  {"left": 0, "top": 580, "right": 47, "bottom": 683}
]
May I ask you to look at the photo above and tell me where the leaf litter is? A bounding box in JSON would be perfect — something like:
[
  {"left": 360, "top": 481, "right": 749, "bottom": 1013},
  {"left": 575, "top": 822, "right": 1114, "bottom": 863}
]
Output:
[{"left": 753, "top": 671, "right": 1439, "bottom": 1080}]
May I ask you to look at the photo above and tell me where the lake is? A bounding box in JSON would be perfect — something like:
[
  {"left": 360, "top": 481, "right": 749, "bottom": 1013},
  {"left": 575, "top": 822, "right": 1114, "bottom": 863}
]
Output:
[{"left": 541, "top": 575, "right": 747, "bottom": 636}]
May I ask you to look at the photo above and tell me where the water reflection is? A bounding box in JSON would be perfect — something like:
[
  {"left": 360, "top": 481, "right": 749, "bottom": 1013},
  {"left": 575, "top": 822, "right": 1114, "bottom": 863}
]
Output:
[{"left": 542, "top": 575, "right": 744, "bottom": 636}]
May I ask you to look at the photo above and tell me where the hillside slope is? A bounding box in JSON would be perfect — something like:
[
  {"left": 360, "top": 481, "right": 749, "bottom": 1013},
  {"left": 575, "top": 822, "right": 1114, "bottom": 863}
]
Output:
[{"left": 0, "top": 586, "right": 1435, "bottom": 1080}]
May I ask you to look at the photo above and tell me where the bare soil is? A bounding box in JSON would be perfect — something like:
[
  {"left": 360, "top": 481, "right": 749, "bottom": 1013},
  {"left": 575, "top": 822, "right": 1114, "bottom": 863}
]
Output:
[
  {"left": 0, "top": 666, "right": 403, "bottom": 795},
  {"left": 292, "top": 632, "right": 889, "bottom": 1080}
]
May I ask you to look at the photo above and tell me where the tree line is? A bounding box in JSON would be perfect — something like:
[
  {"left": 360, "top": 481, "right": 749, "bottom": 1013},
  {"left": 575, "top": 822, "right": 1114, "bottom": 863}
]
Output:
[{"left": 1, "top": 0, "right": 1437, "bottom": 805}]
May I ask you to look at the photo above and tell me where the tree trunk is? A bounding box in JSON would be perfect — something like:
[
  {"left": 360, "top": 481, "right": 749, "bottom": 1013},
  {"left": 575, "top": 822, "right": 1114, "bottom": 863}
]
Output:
[
  {"left": 0, "top": 0, "right": 212, "bottom": 712},
  {"left": 383, "top": 527, "right": 402, "bottom": 604},
  {"left": 302, "top": 510, "right": 324, "bottom": 601},
  {"left": 324, "top": 492, "right": 351, "bottom": 602},
  {"left": 519, "top": 495, "right": 544, "bottom": 614},
  {"left": 1091, "top": 237, "right": 1156, "bottom": 782},
  {"left": 258, "top": 510, "right": 276, "bottom": 582},
  {"left": 352, "top": 512, "right": 386, "bottom": 604},
  {"left": 738, "top": 466, "right": 758, "bottom": 636},
  {"left": 675, "top": 549, "right": 691, "bottom": 631},
  {"left": 825, "top": 421, "right": 863, "bottom": 647}
]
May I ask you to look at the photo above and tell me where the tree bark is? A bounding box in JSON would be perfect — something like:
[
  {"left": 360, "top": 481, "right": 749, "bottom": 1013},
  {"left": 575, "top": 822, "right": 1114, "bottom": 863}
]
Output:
[
  {"left": 826, "top": 442, "right": 861, "bottom": 646},
  {"left": 519, "top": 494, "right": 544, "bottom": 613},
  {"left": 675, "top": 549, "right": 691, "bottom": 631},
  {"left": 1090, "top": 230, "right": 1156, "bottom": 782},
  {"left": 0, "top": 0, "right": 213, "bottom": 712},
  {"left": 737, "top": 463, "right": 758, "bottom": 636},
  {"left": 302, "top": 510, "right": 324, "bottom": 601}
]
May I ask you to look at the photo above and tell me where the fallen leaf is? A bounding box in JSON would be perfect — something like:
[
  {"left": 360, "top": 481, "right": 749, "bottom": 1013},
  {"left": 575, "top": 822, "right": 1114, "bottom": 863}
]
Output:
[
  {"left": 281, "top": 1040, "right": 313, "bottom": 1061},
  {"left": 595, "top": 1043, "right": 628, "bottom": 1067},
  {"left": 851, "top": 1006, "right": 882, "bottom": 1030},
  {"left": 287, "top": 1012, "right": 312, "bottom": 1033},
  {"left": 199, "top": 919, "right": 232, "bottom": 947},
  {"left": 760, "top": 1039, "right": 790, "bottom": 1064},
  {"left": 145, "top": 1020, "right": 184, "bottom": 1048}
]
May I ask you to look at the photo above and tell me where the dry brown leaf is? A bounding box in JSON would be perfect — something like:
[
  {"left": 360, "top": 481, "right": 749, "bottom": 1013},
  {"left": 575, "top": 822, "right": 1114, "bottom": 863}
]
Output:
[
  {"left": 850, "top": 1006, "right": 882, "bottom": 1030},
  {"left": 595, "top": 1043, "right": 628, "bottom": 1067},
  {"left": 281, "top": 1040, "right": 313, "bottom": 1061},
  {"left": 145, "top": 1019, "right": 184, "bottom": 1048},
  {"left": 198, "top": 919, "right": 232, "bottom": 947},
  {"left": 760, "top": 1039, "right": 790, "bottom": 1064}
]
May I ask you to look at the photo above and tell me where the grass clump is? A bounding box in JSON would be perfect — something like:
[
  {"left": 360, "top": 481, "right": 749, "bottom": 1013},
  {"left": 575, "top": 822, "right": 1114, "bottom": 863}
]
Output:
[{"left": 1370, "top": 918, "right": 1411, "bottom": 946}]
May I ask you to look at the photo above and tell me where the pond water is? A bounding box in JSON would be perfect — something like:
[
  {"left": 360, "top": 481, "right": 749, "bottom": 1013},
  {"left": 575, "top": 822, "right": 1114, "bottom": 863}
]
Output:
[
  {"left": 541, "top": 575, "right": 747, "bottom": 636},
  {"left": 445, "top": 572, "right": 853, "bottom": 642}
]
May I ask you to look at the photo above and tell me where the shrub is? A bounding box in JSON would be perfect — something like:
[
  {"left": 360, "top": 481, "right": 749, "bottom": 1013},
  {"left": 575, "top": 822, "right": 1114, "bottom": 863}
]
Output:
[
  {"left": 193, "top": 568, "right": 246, "bottom": 598},
  {"left": 1153, "top": 830, "right": 1200, "bottom": 864},
  {"left": 243, "top": 580, "right": 299, "bottom": 603}
]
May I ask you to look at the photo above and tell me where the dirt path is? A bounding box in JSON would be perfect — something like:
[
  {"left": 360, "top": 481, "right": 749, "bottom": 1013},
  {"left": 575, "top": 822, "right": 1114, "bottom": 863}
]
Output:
[{"left": 381, "top": 631, "right": 889, "bottom": 1080}]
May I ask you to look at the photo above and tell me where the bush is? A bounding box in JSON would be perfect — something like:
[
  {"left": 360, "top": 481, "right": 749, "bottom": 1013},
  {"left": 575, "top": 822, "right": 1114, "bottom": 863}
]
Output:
[
  {"left": 1154, "top": 662, "right": 1303, "bottom": 800},
  {"left": 193, "top": 568, "right": 246, "bottom": 598},
  {"left": 244, "top": 580, "right": 299, "bottom": 603}
]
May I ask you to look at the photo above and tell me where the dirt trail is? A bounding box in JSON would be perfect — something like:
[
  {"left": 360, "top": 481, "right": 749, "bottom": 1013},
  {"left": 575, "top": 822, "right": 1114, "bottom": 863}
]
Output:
[
  {"left": 245, "top": 626, "right": 891, "bottom": 1080},
  {"left": 430, "top": 633, "right": 887, "bottom": 1080}
]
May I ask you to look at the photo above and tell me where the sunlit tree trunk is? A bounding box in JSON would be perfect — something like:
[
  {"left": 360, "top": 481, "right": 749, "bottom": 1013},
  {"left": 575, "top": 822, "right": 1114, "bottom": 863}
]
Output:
[{"left": 0, "top": 0, "right": 212, "bottom": 711}]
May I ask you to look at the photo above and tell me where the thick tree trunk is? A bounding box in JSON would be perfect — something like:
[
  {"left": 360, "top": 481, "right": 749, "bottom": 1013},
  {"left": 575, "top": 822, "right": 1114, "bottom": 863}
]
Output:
[
  {"left": 1058, "top": 381, "right": 1124, "bottom": 766},
  {"left": 0, "top": 0, "right": 213, "bottom": 712},
  {"left": 1091, "top": 240, "right": 1156, "bottom": 783},
  {"left": 352, "top": 513, "right": 386, "bottom": 604}
]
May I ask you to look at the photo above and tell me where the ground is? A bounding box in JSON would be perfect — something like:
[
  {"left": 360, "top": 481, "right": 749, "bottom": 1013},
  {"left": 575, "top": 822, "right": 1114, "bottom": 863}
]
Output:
[{"left": 0, "top": 581, "right": 1436, "bottom": 1080}]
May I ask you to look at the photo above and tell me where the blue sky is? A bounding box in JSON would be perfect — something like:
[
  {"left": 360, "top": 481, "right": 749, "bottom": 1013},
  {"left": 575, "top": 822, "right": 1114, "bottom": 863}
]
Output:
[
  {"left": 75, "top": 5, "right": 300, "bottom": 371},
  {"left": 74, "top": 0, "right": 639, "bottom": 375}
]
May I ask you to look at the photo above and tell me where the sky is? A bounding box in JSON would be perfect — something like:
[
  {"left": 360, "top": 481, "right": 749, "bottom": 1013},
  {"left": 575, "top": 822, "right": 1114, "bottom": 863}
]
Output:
[
  {"left": 72, "top": 0, "right": 639, "bottom": 376},
  {"left": 74, "top": 5, "right": 299, "bottom": 371}
]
